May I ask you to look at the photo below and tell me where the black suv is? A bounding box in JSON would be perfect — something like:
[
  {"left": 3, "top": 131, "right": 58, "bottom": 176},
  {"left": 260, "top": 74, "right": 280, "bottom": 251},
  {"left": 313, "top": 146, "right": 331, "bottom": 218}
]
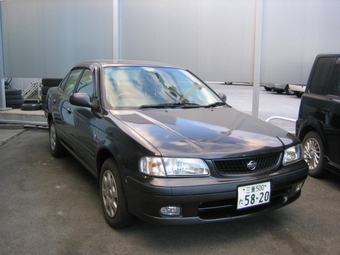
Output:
[{"left": 296, "top": 53, "right": 340, "bottom": 177}]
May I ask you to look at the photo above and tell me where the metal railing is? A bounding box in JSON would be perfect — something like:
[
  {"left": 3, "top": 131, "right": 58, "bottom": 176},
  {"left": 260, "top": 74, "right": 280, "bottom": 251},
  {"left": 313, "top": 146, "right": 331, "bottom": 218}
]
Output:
[{"left": 265, "top": 116, "right": 296, "bottom": 123}]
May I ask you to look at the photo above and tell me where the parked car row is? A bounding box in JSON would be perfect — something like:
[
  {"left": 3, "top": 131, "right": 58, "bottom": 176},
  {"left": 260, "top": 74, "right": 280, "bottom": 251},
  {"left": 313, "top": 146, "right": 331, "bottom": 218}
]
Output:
[{"left": 264, "top": 83, "right": 306, "bottom": 97}]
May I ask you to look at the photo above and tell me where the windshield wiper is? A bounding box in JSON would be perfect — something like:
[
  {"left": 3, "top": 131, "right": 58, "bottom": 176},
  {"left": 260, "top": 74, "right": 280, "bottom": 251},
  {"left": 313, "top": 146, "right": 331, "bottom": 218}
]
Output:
[
  {"left": 139, "top": 102, "right": 201, "bottom": 109},
  {"left": 204, "top": 102, "right": 226, "bottom": 108}
]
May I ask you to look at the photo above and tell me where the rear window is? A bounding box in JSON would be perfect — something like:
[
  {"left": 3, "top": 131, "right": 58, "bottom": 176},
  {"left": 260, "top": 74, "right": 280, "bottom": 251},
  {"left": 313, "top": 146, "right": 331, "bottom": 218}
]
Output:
[
  {"left": 328, "top": 64, "right": 340, "bottom": 96},
  {"left": 309, "top": 57, "right": 335, "bottom": 95}
]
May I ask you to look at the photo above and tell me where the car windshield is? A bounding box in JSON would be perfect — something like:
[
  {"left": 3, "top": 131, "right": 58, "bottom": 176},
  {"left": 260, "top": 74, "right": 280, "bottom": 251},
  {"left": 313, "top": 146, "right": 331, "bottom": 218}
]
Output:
[{"left": 102, "top": 66, "right": 224, "bottom": 109}]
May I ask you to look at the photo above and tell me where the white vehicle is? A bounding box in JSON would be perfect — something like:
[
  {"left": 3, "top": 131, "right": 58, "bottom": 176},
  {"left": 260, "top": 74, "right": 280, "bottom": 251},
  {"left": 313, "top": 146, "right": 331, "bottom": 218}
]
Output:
[
  {"left": 288, "top": 84, "right": 306, "bottom": 98},
  {"left": 263, "top": 83, "right": 294, "bottom": 95}
]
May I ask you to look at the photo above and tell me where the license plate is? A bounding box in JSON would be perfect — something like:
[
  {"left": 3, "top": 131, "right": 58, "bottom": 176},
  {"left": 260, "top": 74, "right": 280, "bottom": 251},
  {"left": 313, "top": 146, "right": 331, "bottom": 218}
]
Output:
[{"left": 237, "top": 182, "right": 271, "bottom": 209}]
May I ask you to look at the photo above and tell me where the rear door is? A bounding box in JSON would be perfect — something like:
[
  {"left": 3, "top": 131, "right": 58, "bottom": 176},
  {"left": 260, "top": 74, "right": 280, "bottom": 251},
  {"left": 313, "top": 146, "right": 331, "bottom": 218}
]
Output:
[
  {"left": 298, "top": 57, "right": 335, "bottom": 134},
  {"left": 322, "top": 60, "right": 340, "bottom": 167}
]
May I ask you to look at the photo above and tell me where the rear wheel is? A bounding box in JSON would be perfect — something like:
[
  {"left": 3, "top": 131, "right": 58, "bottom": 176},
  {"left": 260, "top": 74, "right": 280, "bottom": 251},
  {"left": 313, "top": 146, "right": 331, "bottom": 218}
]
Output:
[
  {"left": 100, "top": 158, "right": 134, "bottom": 228},
  {"left": 285, "top": 85, "right": 295, "bottom": 95},
  {"left": 49, "top": 120, "right": 66, "bottom": 157},
  {"left": 302, "top": 131, "right": 328, "bottom": 177}
]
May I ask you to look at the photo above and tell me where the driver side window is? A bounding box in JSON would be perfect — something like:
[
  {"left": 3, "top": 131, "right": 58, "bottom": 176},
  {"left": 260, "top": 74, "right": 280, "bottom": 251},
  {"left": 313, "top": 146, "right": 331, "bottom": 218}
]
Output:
[
  {"left": 76, "top": 69, "right": 95, "bottom": 100},
  {"left": 61, "top": 69, "right": 83, "bottom": 95}
]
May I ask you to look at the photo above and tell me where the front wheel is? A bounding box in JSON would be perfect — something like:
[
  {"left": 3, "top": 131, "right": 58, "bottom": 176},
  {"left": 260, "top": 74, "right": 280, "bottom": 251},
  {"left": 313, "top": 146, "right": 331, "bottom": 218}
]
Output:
[
  {"left": 100, "top": 158, "right": 134, "bottom": 228},
  {"left": 302, "top": 131, "right": 328, "bottom": 178}
]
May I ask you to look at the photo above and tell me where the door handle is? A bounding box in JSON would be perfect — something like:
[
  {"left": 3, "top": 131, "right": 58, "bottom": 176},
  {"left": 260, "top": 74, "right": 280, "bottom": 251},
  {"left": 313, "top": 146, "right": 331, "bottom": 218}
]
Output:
[{"left": 322, "top": 107, "right": 330, "bottom": 114}]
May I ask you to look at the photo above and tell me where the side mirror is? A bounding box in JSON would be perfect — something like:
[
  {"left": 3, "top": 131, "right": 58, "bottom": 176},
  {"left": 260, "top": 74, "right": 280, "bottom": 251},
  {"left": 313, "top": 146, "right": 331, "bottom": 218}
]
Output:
[
  {"left": 70, "top": 93, "right": 92, "bottom": 108},
  {"left": 218, "top": 93, "right": 227, "bottom": 102}
]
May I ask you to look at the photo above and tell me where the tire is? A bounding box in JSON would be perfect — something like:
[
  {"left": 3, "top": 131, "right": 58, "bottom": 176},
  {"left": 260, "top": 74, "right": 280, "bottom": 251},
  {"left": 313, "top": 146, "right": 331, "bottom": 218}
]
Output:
[
  {"left": 6, "top": 103, "right": 23, "bottom": 109},
  {"left": 302, "top": 131, "right": 328, "bottom": 178},
  {"left": 49, "top": 120, "right": 66, "bottom": 157},
  {"left": 285, "top": 85, "right": 295, "bottom": 95},
  {"left": 42, "top": 95, "right": 47, "bottom": 104},
  {"left": 295, "top": 92, "right": 303, "bottom": 98},
  {"left": 5, "top": 89, "right": 22, "bottom": 96},
  {"left": 276, "top": 90, "right": 284, "bottom": 94},
  {"left": 42, "top": 78, "right": 62, "bottom": 87},
  {"left": 100, "top": 158, "right": 134, "bottom": 229},
  {"left": 6, "top": 98, "right": 25, "bottom": 105},
  {"left": 42, "top": 86, "right": 50, "bottom": 95},
  {"left": 5, "top": 94, "right": 22, "bottom": 100},
  {"left": 6, "top": 97, "right": 25, "bottom": 109},
  {"left": 21, "top": 103, "right": 42, "bottom": 111}
]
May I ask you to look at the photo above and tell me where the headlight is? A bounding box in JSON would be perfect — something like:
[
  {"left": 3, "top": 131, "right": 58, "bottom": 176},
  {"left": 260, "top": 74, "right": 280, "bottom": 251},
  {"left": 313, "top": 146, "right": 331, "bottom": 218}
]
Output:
[
  {"left": 282, "top": 144, "right": 303, "bottom": 166},
  {"left": 139, "top": 157, "right": 210, "bottom": 177}
]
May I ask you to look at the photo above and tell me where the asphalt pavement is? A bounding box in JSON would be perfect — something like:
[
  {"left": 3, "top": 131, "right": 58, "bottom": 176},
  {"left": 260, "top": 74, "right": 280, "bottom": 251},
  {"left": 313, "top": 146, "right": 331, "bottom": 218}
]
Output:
[{"left": 0, "top": 85, "right": 339, "bottom": 255}]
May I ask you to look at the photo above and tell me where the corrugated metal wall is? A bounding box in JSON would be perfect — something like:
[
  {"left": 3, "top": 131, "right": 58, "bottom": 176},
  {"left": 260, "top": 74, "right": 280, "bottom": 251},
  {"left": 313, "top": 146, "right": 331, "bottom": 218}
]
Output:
[
  {"left": 121, "top": 0, "right": 256, "bottom": 83},
  {"left": 2, "top": 0, "right": 340, "bottom": 88},
  {"left": 2, "top": 0, "right": 114, "bottom": 79},
  {"left": 121, "top": 0, "right": 340, "bottom": 84}
]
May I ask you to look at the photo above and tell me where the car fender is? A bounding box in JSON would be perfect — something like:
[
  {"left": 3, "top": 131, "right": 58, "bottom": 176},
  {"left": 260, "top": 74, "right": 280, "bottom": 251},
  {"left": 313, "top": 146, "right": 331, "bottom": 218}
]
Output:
[{"left": 298, "top": 119, "right": 328, "bottom": 154}]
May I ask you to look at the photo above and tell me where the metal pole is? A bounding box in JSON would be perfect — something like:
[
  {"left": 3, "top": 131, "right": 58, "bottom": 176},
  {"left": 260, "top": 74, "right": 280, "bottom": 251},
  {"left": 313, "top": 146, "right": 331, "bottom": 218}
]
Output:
[
  {"left": 113, "top": 0, "right": 120, "bottom": 59},
  {"left": 252, "top": 0, "right": 264, "bottom": 118},
  {"left": 0, "top": 0, "right": 6, "bottom": 110}
]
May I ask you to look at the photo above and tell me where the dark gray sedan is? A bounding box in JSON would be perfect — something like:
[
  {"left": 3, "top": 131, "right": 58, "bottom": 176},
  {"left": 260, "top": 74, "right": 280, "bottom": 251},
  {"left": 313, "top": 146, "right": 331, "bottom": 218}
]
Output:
[{"left": 46, "top": 60, "right": 308, "bottom": 228}]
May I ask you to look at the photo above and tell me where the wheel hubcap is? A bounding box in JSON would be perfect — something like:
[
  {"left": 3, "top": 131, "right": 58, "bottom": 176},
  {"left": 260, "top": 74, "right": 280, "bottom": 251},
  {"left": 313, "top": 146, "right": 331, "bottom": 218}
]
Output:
[
  {"left": 304, "top": 138, "right": 320, "bottom": 170},
  {"left": 50, "top": 124, "right": 56, "bottom": 151},
  {"left": 102, "top": 170, "right": 118, "bottom": 218}
]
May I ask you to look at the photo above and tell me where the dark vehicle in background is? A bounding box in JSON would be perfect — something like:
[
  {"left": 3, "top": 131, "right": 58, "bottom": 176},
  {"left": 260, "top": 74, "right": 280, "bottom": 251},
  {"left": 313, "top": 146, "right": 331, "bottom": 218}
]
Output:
[
  {"left": 296, "top": 53, "right": 340, "bottom": 177},
  {"left": 46, "top": 60, "right": 308, "bottom": 228}
]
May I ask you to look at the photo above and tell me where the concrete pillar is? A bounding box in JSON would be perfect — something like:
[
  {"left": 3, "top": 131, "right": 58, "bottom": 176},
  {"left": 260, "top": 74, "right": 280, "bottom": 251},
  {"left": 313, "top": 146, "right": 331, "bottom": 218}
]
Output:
[
  {"left": 252, "top": 0, "right": 264, "bottom": 118},
  {"left": 0, "top": 1, "right": 6, "bottom": 110},
  {"left": 113, "top": 0, "right": 120, "bottom": 59}
]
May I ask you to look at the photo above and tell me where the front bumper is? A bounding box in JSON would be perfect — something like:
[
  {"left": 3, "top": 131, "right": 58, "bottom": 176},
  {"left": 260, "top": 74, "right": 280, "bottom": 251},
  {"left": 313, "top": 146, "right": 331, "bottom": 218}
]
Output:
[{"left": 124, "top": 161, "right": 308, "bottom": 225}]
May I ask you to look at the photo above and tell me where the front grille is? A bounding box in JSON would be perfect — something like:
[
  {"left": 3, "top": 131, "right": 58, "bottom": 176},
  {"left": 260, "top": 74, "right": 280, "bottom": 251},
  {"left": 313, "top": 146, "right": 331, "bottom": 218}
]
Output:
[{"left": 213, "top": 153, "right": 281, "bottom": 175}]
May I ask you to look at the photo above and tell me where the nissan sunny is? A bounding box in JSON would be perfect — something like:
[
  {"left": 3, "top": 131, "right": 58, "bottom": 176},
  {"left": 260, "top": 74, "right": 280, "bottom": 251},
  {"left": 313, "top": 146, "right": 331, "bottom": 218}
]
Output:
[{"left": 46, "top": 60, "right": 308, "bottom": 228}]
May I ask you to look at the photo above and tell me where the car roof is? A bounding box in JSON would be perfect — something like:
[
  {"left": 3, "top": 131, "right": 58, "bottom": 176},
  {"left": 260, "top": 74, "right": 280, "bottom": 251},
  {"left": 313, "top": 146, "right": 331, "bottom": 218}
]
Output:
[
  {"left": 74, "top": 60, "right": 182, "bottom": 69},
  {"left": 316, "top": 53, "right": 340, "bottom": 58}
]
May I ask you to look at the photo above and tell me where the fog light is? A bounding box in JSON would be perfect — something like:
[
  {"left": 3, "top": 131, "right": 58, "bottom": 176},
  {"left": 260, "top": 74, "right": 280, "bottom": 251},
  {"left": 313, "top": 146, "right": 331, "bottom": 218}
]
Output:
[
  {"left": 160, "top": 206, "right": 181, "bottom": 216},
  {"left": 295, "top": 181, "right": 304, "bottom": 193}
]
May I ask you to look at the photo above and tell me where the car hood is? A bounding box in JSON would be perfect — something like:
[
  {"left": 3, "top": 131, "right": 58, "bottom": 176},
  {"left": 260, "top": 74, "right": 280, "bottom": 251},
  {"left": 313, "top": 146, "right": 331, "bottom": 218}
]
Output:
[{"left": 110, "top": 107, "right": 295, "bottom": 159}]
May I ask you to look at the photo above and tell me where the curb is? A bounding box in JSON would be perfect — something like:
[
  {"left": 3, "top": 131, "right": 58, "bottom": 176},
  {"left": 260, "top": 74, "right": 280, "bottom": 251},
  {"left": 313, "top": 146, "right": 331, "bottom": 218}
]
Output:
[{"left": 0, "top": 129, "right": 27, "bottom": 148}]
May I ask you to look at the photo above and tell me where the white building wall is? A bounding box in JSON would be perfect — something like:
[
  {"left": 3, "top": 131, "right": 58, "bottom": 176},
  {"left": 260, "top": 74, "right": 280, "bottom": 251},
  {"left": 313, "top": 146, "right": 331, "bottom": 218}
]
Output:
[
  {"left": 262, "top": 0, "right": 340, "bottom": 84},
  {"left": 121, "top": 0, "right": 256, "bottom": 82},
  {"left": 2, "top": 0, "right": 340, "bottom": 86},
  {"left": 121, "top": 0, "right": 340, "bottom": 84},
  {"left": 2, "top": 0, "right": 114, "bottom": 79}
]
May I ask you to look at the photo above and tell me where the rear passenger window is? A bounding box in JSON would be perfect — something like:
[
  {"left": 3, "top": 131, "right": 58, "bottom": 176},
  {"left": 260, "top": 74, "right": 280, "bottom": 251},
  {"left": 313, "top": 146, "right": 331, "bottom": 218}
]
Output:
[
  {"left": 328, "top": 64, "right": 340, "bottom": 96},
  {"left": 309, "top": 57, "right": 335, "bottom": 95}
]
